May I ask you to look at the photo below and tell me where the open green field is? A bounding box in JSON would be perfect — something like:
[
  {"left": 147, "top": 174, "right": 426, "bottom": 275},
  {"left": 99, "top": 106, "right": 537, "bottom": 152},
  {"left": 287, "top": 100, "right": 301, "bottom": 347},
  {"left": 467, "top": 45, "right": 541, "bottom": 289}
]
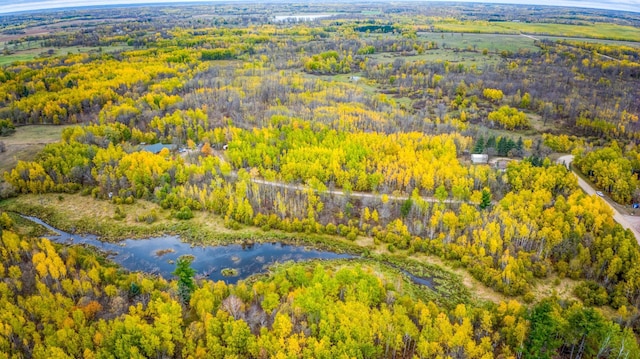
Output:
[
  {"left": 0, "top": 125, "right": 71, "bottom": 175},
  {"left": 418, "top": 32, "right": 540, "bottom": 53},
  {"left": 432, "top": 20, "right": 640, "bottom": 42},
  {"left": 0, "top": 51, "right": 42, "bottom": 66},
  {"left": 368, "top": 48, "right": 505, "bottom": 67}
]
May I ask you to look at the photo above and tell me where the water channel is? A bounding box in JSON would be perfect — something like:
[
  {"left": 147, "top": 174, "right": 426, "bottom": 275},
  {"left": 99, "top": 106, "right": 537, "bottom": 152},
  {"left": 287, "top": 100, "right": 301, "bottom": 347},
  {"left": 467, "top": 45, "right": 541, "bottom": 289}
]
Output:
[{"left": 23, "top": 216, "right": 435, "bottom": 289}]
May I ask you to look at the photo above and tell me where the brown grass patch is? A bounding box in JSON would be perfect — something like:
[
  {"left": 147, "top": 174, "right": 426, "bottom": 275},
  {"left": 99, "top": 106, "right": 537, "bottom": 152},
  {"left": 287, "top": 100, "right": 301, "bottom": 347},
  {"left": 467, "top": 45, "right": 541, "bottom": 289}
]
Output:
[{"left": 0, "top": 125, "right": 71, "bottom": 175}]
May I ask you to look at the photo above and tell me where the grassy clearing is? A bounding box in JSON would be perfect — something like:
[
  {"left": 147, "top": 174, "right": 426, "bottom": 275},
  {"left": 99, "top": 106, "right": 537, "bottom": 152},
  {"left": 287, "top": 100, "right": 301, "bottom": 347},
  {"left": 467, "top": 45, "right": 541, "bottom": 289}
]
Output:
[
  {"left": 326, "top": 73, "right": 380, "bottom": 95},
  {"left": 0, "top": 193, "right": 366, "bottom": 255},
  {"left": 0, "top": 51, "right": 43, "bottom": 66},
  {"left": 367, "top": 48, "right": 504, "bottom": 67},
  {"left": 538, "top": 36, "right": 640, "bottom": 48},
  {"left": 532, "top": 275, "right": 581, "bottom": 302},
  {"left": 0, "top": 125, "right": 71, "bottom": 175},
  {"left": 470, "top": 114, "right": 546, "bottom": 145},
  {"left": 432, "top": 21, "right": 640, "bottom": 42},
  {"left": 418, "top": 32, "right": 540, "bottom": 53}
]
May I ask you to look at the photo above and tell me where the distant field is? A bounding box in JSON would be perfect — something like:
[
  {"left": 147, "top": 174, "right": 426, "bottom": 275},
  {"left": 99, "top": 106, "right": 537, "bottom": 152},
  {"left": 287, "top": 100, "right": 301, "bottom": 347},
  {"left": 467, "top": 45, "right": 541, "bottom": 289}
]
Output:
[
  {"left": 0, "top": 51, "right": 41, "bottom": 66},
  {"left": 432, "top": 21, "right": 640, "bottom": 42},
  {"left": 0, "top": 45, "right": 132, "bottom": 66},
  {"left": 417, "top": 32, "right": 540, "bottom": 53},
  {"left": 538, "top": 36, "right": 640, "bottom": 48},
  {"left": 0, "top": 125, "right": 69, "bottom": 175},
  {"left": 368, "top": 48, "right": 505, "bottom": 67}
]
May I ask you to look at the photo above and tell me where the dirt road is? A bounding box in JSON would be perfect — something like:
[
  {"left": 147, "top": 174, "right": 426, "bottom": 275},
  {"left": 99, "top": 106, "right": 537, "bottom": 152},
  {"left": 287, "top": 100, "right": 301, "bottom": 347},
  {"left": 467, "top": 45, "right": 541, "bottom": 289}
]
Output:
[{"left": 557, "top": 155, "right": 640, "bottom": 243}]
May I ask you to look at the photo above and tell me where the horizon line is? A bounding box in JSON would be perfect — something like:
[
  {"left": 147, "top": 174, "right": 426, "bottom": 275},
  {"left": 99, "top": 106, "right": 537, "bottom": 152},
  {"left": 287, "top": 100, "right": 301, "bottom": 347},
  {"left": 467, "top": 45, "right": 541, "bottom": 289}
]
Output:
[{"left": 0, "top": 0, "right": 639, "bottom": 16}]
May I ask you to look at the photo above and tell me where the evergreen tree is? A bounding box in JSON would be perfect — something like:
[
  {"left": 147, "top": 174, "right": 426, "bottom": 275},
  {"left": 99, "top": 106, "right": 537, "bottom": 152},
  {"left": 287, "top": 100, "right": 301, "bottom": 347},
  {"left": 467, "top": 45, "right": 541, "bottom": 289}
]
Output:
[
  {"left": 514, "top": 137, "right": 524, "bottom": 157},
  {"left": 480, "top": 189, "right": 492, "bottom": 209},
  {"left": 506, "top": 138, "right": 516, "bottom": 155},
  {"left": 174, "top": 255, "right": 196, "bottom": 304},
  {"left": 473, "top": 135, "right": 485, "bottom": 154},
  {"left": 400, "top": 198, "right": 413, "bottom": 218},
  {"left": 497, "top": 137, "right": 508, "bottom": 156}
]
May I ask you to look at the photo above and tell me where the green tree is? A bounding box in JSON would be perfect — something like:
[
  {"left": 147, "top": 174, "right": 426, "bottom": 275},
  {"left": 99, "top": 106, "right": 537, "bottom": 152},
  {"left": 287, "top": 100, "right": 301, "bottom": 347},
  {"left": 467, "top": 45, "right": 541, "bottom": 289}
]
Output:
[
  {"left": 400, "top": 198, "right": 413, "bottom": 218},
  {"left": 473, "top": 136, "right": 485, "bottom": 154},
  {"left": 523, "top": 300, "right": 562, "bottom": 359},
  {"left": 174, "top": 256, "right": 196, "bottom": 304},
  {"left": 480, "top": 189, "right": 492, "bottom": 210},
  {"left": 435, "top": 184, "right": 448, "bottom": 202}
]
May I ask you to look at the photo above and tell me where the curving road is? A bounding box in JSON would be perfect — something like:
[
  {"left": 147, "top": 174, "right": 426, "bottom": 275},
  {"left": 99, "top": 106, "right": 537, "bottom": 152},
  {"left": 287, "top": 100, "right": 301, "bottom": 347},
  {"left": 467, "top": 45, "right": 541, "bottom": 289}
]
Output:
[
  {"left": 557, "top": 155, "right": 640, "bottom": 243},
  {"left": 249, "top": 177, "right": 463, "bottom": 204}
]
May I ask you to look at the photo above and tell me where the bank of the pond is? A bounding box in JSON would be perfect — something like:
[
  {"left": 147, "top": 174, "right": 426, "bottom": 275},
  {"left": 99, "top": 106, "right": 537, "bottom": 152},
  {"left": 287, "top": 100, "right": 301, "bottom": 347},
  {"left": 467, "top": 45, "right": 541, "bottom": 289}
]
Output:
[{"left": 2, "top": 197, "right": 365, "bottom": 255}]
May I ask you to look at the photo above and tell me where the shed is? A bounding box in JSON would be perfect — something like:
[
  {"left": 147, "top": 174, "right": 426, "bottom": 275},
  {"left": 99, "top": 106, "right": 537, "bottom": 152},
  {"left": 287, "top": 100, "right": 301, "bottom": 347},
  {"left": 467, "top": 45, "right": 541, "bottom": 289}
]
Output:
[{"left": 471, "top": 154, "right": 489, "bottom": 164}]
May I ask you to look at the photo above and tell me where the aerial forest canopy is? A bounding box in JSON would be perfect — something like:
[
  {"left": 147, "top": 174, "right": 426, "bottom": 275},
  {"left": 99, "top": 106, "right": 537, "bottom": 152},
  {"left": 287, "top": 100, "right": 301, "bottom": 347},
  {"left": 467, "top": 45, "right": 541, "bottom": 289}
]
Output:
[{"left": 1, "top": 2, "right": 640, "bottom": 358}]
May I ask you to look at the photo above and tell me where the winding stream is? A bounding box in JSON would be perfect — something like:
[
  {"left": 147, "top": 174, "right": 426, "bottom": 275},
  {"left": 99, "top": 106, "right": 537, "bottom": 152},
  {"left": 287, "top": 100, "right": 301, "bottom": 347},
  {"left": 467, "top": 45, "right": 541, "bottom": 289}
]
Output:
[{"left": 22, "top": 216, "right": 435, "bottom": 289}]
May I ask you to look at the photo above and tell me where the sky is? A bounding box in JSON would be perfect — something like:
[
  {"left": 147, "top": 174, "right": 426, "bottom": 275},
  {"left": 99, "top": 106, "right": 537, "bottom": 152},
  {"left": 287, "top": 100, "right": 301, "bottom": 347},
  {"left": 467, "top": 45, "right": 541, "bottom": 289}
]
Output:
[{"left": 0, "top": 0, "right": 638, "bottom": 15}]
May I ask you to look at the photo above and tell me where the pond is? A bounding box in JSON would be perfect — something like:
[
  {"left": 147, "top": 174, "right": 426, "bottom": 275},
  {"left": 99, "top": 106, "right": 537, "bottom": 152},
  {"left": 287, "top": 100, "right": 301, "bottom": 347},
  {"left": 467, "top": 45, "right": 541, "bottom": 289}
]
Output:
[
  {"left": 22, "top": 216, "right": 435, "bottom": 289},
  {"left": 23, "top": 216, "right": 354, "bottom": 284}
]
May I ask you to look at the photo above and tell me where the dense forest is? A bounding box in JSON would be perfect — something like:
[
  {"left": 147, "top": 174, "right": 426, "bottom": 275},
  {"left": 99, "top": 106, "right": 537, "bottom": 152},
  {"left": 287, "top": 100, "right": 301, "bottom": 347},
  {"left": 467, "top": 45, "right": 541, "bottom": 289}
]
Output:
[{"left": 1, "top": 2, "right": 640, "bottom": 358}]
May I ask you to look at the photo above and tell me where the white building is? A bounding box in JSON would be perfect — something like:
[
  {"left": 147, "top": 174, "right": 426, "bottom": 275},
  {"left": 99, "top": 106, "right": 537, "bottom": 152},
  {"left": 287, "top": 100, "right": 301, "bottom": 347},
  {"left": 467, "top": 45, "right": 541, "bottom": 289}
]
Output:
[{"left": 471, "top": 154, "right": 489, "bottom": 164}]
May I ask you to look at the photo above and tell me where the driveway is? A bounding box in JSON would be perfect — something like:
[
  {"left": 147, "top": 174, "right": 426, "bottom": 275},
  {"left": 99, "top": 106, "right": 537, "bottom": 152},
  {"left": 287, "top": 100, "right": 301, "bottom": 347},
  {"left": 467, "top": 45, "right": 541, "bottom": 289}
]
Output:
[{"left": 557, "top": 155, "right": 640, "bottom": 243}]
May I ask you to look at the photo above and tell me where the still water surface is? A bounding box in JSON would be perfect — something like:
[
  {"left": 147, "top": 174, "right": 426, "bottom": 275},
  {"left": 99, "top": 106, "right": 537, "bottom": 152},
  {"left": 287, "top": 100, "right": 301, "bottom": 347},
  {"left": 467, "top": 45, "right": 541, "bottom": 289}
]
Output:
[
  {"left": 24, "top": 216, "right": 435, "bottom": 289},
  {"left": 24, "top": 216, "right": 353, "bottom": 284}
]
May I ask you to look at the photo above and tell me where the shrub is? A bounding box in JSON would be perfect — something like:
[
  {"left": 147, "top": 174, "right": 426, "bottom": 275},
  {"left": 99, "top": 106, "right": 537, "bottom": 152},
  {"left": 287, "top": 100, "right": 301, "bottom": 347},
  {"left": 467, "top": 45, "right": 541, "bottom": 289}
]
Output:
[
  {"left": 136, "top": 210, "right": 158, "bottom": 224},
  {"left": 174, "top": 206, "right": 194, "bottom": 220},
  {"left": 114, "top": 206, "right": 126, "bottom": 220},
  {"left": 574, "top": 281, "right": 609, "bottom": 306}
]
